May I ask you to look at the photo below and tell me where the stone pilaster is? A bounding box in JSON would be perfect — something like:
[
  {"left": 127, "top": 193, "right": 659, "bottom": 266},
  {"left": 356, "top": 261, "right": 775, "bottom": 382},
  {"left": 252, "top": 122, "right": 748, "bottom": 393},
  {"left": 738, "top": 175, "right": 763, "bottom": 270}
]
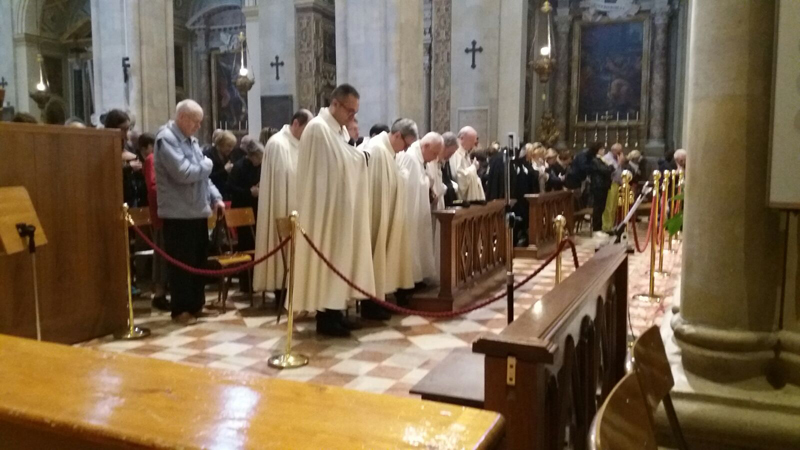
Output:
[
  {"left": 553, "top": 12, "right": 571, "bottom": 148},
  {"left": 193, "top": 27, "right": 212, "bottom": 139},
  {"left": 431, "top": 0, "right": 451, "bottom": 134},
  {"left": 335, "top": 0, "right": 424, "bottom": 130},
  {"left": 244, "top": 3, "right": 261, "bottom": 138},
  {"left": 644, "top": 7, "right": 669, "bottom": 156},
  {"left": 90, "top": 0, "right": 129, "bottom": 117},
  {"left": 496, "top": 0, "right": 528, "bottom": 142}
]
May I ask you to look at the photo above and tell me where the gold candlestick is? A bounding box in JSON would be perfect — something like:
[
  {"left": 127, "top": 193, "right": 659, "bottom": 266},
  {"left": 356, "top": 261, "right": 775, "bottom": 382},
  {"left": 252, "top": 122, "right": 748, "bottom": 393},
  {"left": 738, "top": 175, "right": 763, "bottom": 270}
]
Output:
[
  {"left": 624, "top": 112, "right": 630, "bottom": 148},
  {"left": 633, "top": 111, "right": 640, "bottom": 149},
  {"left": 573, "top": 114, "right": 578, "bottom": 149},
  {"left": 593, "top": 113, "right": 599, "bottom": 143},
  {"left": 582, "top": 114, "right": 588, "bottom": 148},
  {"left": 615, "top": 111, "right": 620, "bottom": 144},
  {"left": 604, "top": 110, "right": 609, "bottom": 148}
]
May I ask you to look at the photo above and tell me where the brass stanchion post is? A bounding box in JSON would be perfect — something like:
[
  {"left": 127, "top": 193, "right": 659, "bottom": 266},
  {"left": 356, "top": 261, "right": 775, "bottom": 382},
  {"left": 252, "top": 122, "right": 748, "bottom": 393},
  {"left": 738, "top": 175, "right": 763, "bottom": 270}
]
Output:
[
  {"left": 554, "top": 215, "right": 566, "bottom": 284},
  {"left": 268, "top": 211, "right": 309, "bottom": 369},
  {"left": 114, "top": 204, "right": 151, "bottom": 340},
  {"left": 633, "top": 171, "right": 663, "bottom": 303},
  {"left": 675, "top": 169, "right": 684, "bottom": 242},
  {"left": 621, "top": 170, "right": 633, "bottom": 252},
  {"left": 656, "top": 170, "right": 670, "bottom": 276}
]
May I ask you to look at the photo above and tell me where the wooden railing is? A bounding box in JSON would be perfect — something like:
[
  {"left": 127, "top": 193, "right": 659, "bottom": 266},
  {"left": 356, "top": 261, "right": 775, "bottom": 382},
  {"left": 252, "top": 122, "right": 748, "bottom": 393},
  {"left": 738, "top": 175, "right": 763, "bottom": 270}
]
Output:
[
  {"left": 410, "top": 200, "right": 507, "bottom": 311},
  {"left": 517, "top": 190, "right": 575, "bottom": 259},
  {"left": 474, "top": 244, "right": 628, "bottom": 450}
]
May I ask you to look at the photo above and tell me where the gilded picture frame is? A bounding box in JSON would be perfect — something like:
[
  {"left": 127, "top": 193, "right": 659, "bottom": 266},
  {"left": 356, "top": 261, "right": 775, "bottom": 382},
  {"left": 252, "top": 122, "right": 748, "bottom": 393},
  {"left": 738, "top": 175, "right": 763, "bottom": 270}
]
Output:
[
  {"left": 210, "top": 49, "right": 248, "bottom": 133},
  {"left": 569, "top": 15, "right": 651, "bottom": 145}
]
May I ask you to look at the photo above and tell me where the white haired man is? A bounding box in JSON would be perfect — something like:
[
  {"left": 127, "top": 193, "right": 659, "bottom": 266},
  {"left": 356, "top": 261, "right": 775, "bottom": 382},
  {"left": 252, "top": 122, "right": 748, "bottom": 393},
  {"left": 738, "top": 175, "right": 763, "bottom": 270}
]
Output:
[
  {"left": 450, "top": 126, "right": 486, "bottom": 201},
  {"left": 155, "top": 99, "right": 225, "bottom": 325}
]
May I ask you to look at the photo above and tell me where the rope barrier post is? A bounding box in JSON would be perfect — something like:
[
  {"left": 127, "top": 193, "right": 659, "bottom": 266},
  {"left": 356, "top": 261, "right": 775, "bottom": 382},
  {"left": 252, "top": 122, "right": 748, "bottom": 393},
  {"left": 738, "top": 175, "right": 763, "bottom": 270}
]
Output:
[
  {"left": 268, "top": 211, "right": 309, "bottom": 369},
  {"left": 114, "top": 203, "right": 151, "bottom": 340},
  {"left": 633, "top": 171, "right": 663, "bottom": 304},
  {"left": 675, "top": 168, "right": 684, "bottom": 243},
  {"left": 621, "top": 170, "right": 633, "bottom": 253},
  {"left": 504, "top": 133, "right": 517, "bottom": 325},
  {"left": 656, "top": 170, "right": 671, "bottom": 277},
  {"left": 554, "top": 215, "right": 566, "bottom": 284}
]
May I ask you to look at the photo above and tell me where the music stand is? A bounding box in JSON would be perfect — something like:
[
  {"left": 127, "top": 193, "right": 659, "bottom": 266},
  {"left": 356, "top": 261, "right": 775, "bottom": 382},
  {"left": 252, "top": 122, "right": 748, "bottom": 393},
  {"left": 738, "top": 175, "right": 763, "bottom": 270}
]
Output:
[{"left": 0, "top": 187, "right": 48, "bottom": 341}]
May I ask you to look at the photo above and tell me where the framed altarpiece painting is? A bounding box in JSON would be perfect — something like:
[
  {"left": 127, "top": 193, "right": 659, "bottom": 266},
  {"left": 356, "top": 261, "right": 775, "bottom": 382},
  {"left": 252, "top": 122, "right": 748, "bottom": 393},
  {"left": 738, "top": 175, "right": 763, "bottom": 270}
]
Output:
[
  {"left": 210, "top": 50, "right": 248, "bottom": 137},
  {"left": 570, "top": 16, "right": 651, "bottom": 148}
]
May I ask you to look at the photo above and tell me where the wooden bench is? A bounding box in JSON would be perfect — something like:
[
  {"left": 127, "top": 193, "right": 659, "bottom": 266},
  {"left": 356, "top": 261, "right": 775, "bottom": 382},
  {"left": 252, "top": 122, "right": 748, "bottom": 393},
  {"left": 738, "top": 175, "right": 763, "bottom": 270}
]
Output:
[
  {"left": 0, "top": 334, "right": 504, "bottom": 449},
  {"left": 412, "top": 244, "right": 628, "bottom": 450},
  {"left": 516, "top": 190, "right": 575, "bottom": 259}
]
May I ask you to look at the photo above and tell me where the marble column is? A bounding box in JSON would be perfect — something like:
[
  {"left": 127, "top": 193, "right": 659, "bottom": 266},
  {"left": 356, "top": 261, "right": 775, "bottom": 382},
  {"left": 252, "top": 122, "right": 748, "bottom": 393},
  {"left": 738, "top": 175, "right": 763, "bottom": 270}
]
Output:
[
  {"left": 126, "top": 0, "right": 176, "bottom": 132},
  {"left": 496, "top": 0, "right": 528, "bottom": 142},
  {"left": 553, "top": 12, "right": 571, "bottom": 149},
  {"left": 430, "top": 0, "right": 451, "bottom": 134},
  {"left": 644, "top": 6, "right": 669, "bottom": 157},
  {"left": 12, "top": 35, "right": 37, "bottom": 116},
  {"left": 193, "top": 27, "right": 212, "bottom": 139},
  {"left": 673, "top": 0, "right": 782, "bottom": 382},
  {"left": 262, "top": 0, "right": 297, "bottom": 109},
  {"left": 336, "top": 0, "right": 424, "bottom": 130},
  {"left": 244, "top": 2, "right": 261, "bottom": 139},
  {"left": 0, "top": 0, "right": 17, "bottom": 112}
]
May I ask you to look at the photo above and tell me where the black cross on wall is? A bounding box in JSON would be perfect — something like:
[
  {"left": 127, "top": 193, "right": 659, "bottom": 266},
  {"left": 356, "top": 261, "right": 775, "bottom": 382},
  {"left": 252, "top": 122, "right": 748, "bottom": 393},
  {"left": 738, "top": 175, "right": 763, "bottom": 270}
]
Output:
[
  {"left": 465, "top": 40, "right": 483, "bottom": 69},
  {"left": 270, "top": 55, "right": 285, "bottom": 81},
  {"left": 0, "top": 77, "right": 8, "bottom": 89}
]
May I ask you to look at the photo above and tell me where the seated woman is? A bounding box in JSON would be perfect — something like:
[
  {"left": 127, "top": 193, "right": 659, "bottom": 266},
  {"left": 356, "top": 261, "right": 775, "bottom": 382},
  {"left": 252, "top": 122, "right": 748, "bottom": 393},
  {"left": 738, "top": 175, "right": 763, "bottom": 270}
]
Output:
[{"left": 226, "top": 140, "right": 264, "bottom": 292}]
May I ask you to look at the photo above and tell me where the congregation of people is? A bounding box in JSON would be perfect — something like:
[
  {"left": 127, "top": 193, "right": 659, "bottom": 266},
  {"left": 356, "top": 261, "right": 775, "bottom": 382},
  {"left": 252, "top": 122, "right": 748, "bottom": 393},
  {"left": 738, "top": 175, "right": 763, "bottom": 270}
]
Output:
[{"left": 9, "top": 83, "right": 686, "bottom": 337}]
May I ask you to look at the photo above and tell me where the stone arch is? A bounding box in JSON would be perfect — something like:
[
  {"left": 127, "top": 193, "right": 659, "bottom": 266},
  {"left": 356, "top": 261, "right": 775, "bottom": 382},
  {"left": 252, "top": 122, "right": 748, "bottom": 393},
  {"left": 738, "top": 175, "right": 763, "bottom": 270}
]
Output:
[{"left": 186, "top": 0, "right": 242, "bottom": 29}]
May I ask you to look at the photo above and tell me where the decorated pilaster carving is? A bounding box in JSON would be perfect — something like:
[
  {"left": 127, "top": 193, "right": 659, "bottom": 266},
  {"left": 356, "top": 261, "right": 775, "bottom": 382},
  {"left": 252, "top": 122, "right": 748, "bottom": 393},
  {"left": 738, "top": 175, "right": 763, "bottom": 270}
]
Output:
[
  {"left": 647, "top": 7, "right": 670, "bottom": 147},
  {"left": 431, "top": 0, "right": 451, "bottom": 134},
  {"left": 553, "top": 12, "right": 571, "bottom": 148},
  {"left": 295, "top": 0, "right": 335, "bottom": 113}
]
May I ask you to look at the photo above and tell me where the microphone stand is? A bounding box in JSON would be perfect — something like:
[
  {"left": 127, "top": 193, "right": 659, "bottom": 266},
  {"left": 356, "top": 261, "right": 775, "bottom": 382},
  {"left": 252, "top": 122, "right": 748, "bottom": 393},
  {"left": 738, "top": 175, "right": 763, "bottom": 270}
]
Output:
[
  {"left": 504, "top": 133, "right": 518, "bottom": 324},
  {"left": 613, "top": 182, "right": 652, "bottom": 246},
  {"left": 16, "top": 223, "right": 42, "bottom": 341}
]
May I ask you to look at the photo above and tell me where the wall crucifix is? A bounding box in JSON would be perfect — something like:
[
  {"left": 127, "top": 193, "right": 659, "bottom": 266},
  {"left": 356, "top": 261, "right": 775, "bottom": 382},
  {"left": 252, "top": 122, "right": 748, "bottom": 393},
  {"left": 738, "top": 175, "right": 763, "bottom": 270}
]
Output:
[
  {"left": 465, "top": 40, "right": 483, "bottom": 69},
  {"left": 0, "top": 77, "right": 8, "bottom": 89},
  {"left": 270, "top": 55, "right": 285, "bottom": 81}
]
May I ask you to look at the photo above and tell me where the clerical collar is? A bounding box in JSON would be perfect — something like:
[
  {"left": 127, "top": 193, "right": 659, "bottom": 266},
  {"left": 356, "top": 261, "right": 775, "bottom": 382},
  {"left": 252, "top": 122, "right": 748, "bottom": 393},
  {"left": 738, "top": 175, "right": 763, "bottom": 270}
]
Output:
[
  {"left": 319, "top": 108, "right": 346, "bottom": 137},
  {"left": 281, "top": 124, "right": 299, "bottom": 145}
]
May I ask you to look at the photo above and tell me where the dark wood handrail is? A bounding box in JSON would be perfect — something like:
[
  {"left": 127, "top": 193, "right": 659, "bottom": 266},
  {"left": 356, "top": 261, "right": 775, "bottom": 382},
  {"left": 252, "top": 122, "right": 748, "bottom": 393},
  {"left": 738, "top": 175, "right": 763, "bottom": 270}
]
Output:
[{"left": 474, "top": 244, "right": 628, "bottom": 450}]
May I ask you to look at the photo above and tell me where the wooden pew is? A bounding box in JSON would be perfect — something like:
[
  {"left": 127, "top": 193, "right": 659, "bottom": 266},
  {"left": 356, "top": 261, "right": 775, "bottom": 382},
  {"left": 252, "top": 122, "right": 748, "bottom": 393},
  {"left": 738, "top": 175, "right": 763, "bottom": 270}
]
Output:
[
  {"left": 0, "top": 334, "right": 504, "bottom": 449},
  {"left": 516, "top": 190, "right": 575, "bottom": 259},
  {"left": 0, "top": 123, "right": 127, "bottom": 343},
  {"left": 410, "top": 200, "right": 507, "bottom": 312},
  {"left": 412, "top": 244, "right": 628, "bottom": 450}
]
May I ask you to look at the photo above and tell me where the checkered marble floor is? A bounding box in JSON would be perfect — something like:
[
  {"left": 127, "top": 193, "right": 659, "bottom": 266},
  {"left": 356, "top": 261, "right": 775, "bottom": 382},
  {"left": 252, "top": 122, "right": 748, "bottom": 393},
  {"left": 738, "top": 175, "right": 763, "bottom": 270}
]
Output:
[{"left": 80, "top": 223, "right": 682, "bottom": 398}]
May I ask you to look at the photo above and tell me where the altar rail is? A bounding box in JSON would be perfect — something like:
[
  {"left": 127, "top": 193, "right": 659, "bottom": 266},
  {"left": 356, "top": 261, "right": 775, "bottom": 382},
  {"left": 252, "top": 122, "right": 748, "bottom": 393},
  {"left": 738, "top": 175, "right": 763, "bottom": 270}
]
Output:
[
  {"left": 516, "top": 190, "right": 575, "bottom": 259},
  {"left": 0, "top": 334, "right": 504, "bottom": 449},
  {"left": 410, "top": 200, "right": 507, "bottom": 312},
  {"left": 474, "top": 244, "right": 627, "bottom": 450}
]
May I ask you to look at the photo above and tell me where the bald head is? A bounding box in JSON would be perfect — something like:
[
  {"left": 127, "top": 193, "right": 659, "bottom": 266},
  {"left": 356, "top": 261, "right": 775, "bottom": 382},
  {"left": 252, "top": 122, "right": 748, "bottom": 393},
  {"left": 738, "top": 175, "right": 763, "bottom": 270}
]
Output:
[
  {"left": 175, "top": 99, "right": 203, "bottom": 137},
  {"left": 441, "top": 132, "right": 458, "bottom": 161},
  {"left": 674, "top": 149, "right": 687, "bottom": 169},
  {"left": 420, "top": 132, "right": 444, "bottom": 163},
  {"left": 458, "top": 126, "right": 478, "bottom": 151}
]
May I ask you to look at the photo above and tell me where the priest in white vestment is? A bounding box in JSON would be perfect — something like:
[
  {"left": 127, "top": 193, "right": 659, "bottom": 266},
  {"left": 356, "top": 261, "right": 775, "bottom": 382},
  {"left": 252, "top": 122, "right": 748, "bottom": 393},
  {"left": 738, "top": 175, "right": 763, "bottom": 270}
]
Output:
[
  {"left": 449, "top": 126, "right": 486, "bottom": 201},
  {"left": 427, "top": 132, "right": 459, "bottom": 280},
  {"left": 292, "top": 85, "right": 375, "bottom": 337},
  {"left": 364, "top": 119, "right": 419, "bottom": 318},
  {"left": 397, "top": 132, "right": 443, "bottom": 285},
  {"left": 252, "top": 109, "right": 313, "bottom": 305}
]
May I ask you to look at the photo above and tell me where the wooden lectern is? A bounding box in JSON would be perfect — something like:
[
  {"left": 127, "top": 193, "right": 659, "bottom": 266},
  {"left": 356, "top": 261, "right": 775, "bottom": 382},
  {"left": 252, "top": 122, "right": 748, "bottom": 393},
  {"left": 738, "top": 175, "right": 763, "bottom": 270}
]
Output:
[
  {"left": 0, "top": 187, "right": 47, "bottom": 340},
  {"left": 0, "top": 123, "right": 128, "bottom": 343}
]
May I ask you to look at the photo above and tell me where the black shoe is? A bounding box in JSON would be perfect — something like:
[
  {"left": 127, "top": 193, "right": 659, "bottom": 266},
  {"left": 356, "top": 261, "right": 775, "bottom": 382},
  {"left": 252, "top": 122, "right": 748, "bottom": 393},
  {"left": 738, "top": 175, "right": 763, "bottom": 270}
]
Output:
[
  {"left": 339, "top": 314, "right": 363, "bottom": 331},
  {"left": 316, "top": 311, "right": 351, "bottom": 337},
  {"left": 360, "top": 300, "right": 391, "bottom": 321},
  {"left": 394, "top": 289, "right": 412, "bottom": 308},
  {"left": 152, "top": 296, "right": 171, "bottom": 312}
]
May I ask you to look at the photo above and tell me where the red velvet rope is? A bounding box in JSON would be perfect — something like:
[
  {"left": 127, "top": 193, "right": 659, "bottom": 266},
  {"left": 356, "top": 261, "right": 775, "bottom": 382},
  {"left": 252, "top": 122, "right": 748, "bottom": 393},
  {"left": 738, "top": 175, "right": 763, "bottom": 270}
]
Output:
[
  {"left": 129, "top": 224, "right": 289, "bottom": 277},
  {"left": 300, "top": 230, "right": 580, "bottom": 319},
  {"left": 631, "top": 196, "right": 657, "bottom": 253}
]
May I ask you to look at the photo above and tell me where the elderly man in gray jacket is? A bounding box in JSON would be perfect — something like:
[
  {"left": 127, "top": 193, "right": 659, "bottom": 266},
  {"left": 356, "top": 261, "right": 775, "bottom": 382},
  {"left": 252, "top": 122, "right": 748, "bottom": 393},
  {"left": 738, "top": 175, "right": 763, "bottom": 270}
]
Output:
[{"left": 155, "top": 99, "right": 225, "bottom": 325}]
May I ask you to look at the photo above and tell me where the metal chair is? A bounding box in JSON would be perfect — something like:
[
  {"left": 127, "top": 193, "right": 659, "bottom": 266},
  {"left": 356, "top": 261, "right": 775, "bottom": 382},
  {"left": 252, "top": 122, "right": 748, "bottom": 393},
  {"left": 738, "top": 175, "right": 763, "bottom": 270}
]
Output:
[
  {"left": 589, "top": 372, "right": 658, "bottom": 450},
  {"left": 632, "top": 326, "right": 689, "bottom": 450}
]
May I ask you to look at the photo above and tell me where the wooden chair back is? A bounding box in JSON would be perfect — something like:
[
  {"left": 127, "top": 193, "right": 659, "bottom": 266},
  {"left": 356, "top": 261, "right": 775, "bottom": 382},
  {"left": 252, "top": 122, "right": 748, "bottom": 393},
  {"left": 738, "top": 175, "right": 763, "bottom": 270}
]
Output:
[
  {"left": 224, "top": 207, "right": 256, "bottom": 228},
  {"left": 590, "top": 372, "right": 657, "bottom": 450},
  {"left": 128, "top": 207, "right": 151, "bottom": 227},
  {"left": 633, "top": 326, "right": 689, "bottom": 450},
  {"left": 632, "top": 326, "right": 673, "bottom": 415}
]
